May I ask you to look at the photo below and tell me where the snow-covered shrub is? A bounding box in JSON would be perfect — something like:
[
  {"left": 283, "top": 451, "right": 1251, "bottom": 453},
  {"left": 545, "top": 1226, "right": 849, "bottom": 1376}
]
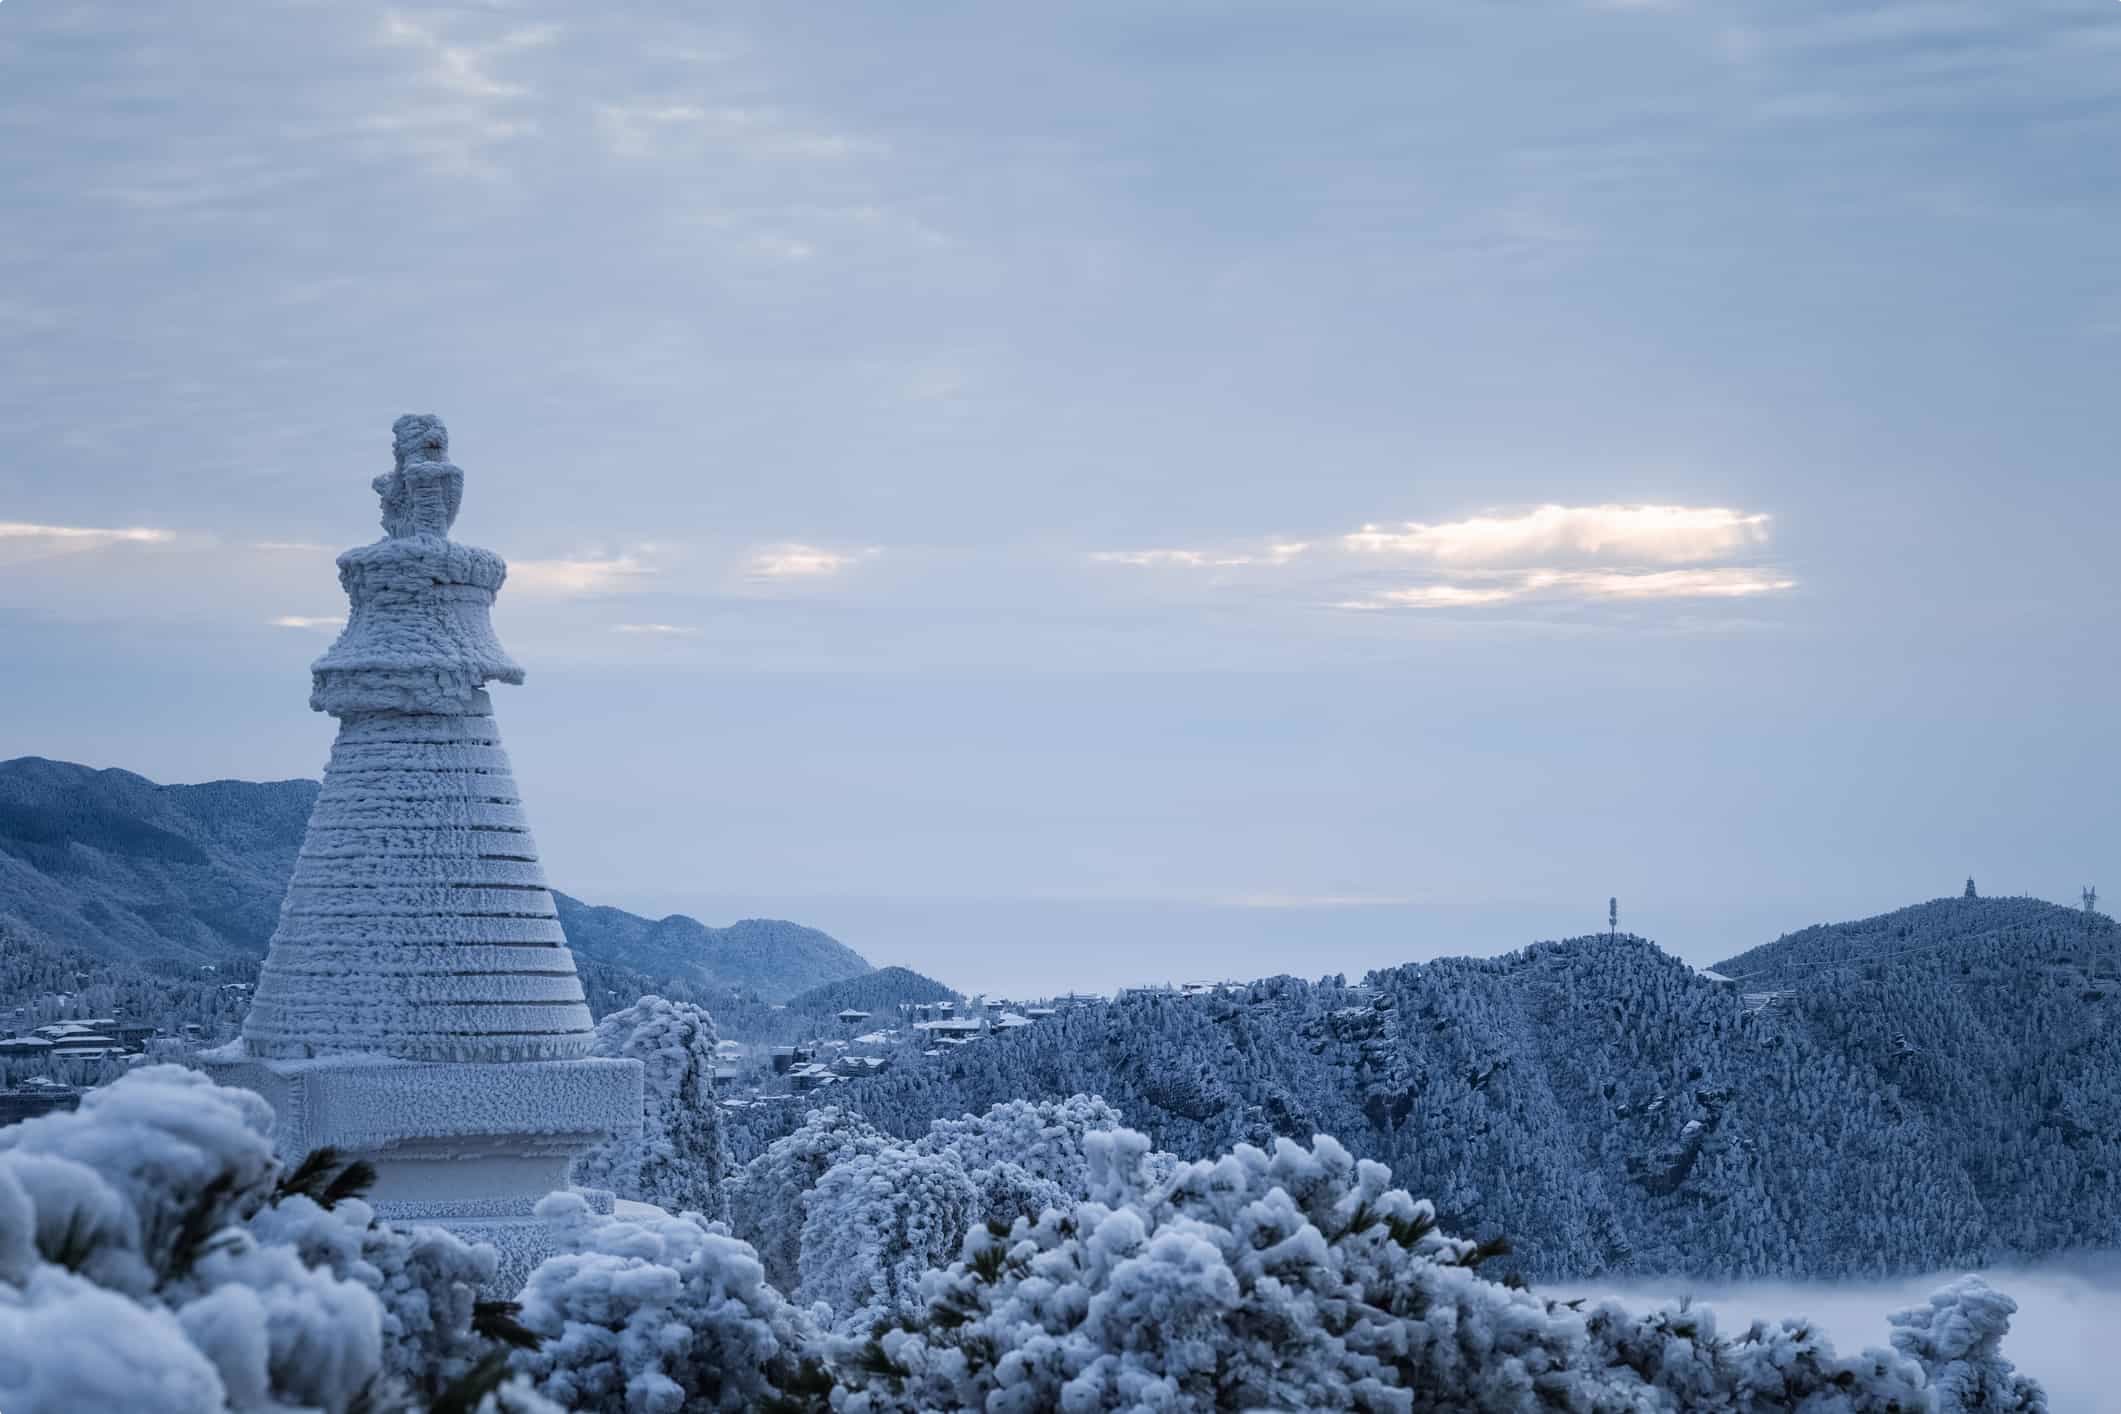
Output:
[
  {"left": 800, "top": 1146, "right": 981, "bottom": 1332},
  {"left": 790, "top": 1097, "right": 1140, "bottom": 1333},
  {"left": 0, "top": 1261, "right": 229, "bottom": 1413},
  {"left": 726, "top": 1104, "right": 889, "bottom": 1294},
  {"left": 0, "top": 1065, "right": 552, "bottom": 1414},
  {"left": 0, "top": 1066, "right": 385, "bottom": 1410},
  {"left": 168, "top": 1234, "right": 384, "bottom": 1411},
  {"left": 822, "top": 1126, "right": 1989, "bottom": 1413},
  {"left": 572, "top": 994, "right": 730, "bottom": 1219},
  {"left": 915, "top": 1095, "right": 1125, "bottom": 1183},
  {"left": 914, "top": 1095, "right": 1132, "bottom": 1232},
  {"left": 511, "top": 1190, "right": 827, "bottom": 1412},
  {"left": 0, "top": 1063, "right": 281, "bottom": 1289},
  {"left": 1581, "top": 1299, "right": 1933, "bottom": 1410},
  {"left": 245, "top": 1190, "right": 498, "bottom": 1392},
  {"left": 1888, "top": 1275, "right": 2047, "bottom": 1413}
]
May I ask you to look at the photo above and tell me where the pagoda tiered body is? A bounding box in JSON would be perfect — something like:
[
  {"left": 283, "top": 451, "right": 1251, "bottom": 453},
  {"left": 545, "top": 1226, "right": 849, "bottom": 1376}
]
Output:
[{"left": 207, "top": 415, "right": 639, "bottom": 1283}]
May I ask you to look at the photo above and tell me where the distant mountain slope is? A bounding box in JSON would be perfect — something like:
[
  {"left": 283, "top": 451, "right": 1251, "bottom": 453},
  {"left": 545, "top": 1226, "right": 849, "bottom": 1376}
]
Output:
[
  {"left": 784, "top": 965, "right": 957, "bottom": 1017},
  {"left": 733, "top": 906, "right": 2121, "bottom": 1283},
  {"left": 0, "top": 757, "right": 873, "bottom": 1004},
  {"left": 1712, "top": 894, "right": 2121, "bottom": 1263},
  {"left": 1711, "top": 894, "right": 2078, "bottom": 990},
  {"left": 0, "top": 757, "right": 316, "bottom": 966},
  {"left": 552, "top": 894, "right": 869, "bottom": 1003}
]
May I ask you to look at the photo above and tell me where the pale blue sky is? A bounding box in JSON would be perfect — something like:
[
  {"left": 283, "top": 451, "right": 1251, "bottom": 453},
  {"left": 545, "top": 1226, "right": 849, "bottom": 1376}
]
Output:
[{"left": 4, "top": 1, "right": 2118, "bottom": 993}]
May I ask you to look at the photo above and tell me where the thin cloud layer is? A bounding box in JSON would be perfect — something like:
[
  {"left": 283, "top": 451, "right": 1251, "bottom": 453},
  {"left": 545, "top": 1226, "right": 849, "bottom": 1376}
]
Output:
[
  {"left": 0, "top": 521, "right": 179, "bottom": 569},
  {"left": 1340, "top": 583, "right": 1523, "bottom": 609},
  {"left": 0, "top": 521, "right": 172, "bottom": 547},
  {"left": 508, "top": 554, "right": 657, "bottom": 596},
  {"left": 612, "top": 622, "right": 699, "bottom": 636},
  {"left": 747, "top": 543, "right": 873, "bottom": 579},
  {"left": 1227, "top": 892, "right": 1416, "bottom": 909},
  {"left": 1090, "top": 543, "right": 1310, "bottom": 570}
]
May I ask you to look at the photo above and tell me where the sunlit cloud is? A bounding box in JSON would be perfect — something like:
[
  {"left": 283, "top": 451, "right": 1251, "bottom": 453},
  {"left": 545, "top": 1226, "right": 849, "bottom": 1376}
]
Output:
[
  {"left": 1346, "top": 504, "right": 1772, "bottom": 566},
  {"left": 747, "top": 543, "right": 874, "bottom": 580},
  {"left": 1097, "top": 503, "right": 1791, "bottom": 619},
  {"left": 1532, "top": 567, "right": 1795, "bottom": 599},
  {"left": 270, "top": 615, "right": 342, "bottom": 631},
  {"left": 1338, "top": 567, "right": 1795, "bottom": 611},
  {"left": 508, "top": 554, "right": 655, "bottom": 596},
  {"left": 612, "top": 622, "right": 698, "bottom": 636}
]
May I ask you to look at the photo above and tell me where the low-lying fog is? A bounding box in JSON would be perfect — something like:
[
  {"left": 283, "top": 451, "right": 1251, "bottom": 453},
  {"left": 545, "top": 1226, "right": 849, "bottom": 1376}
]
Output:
[{"left": 1563, "top": 1254, "right": 2118, "bottom": 1412}]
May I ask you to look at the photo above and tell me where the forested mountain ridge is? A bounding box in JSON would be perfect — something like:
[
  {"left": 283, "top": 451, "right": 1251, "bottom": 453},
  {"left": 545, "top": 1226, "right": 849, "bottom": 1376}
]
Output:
[
  {"left": 1714, "top": 894, "right": 2121, "bottom": 1261},
  {"left": 733, "top": 899, "right": 2121, "bottom": 1283},
  {"left": 783, "top": 965, "right": 957, "bottom": 1017},
  {"left": 0, "top": 757, "right": 315, "bottom": 966},
  {"left": 0, "top": 757, "right": 872, "bottom": 1004},
  {"left": 1711, "top": 893, "right": 2095, "bottom": 989},
  {"left": 551, "top": 894, "right": 870, "bottom": 1003}
]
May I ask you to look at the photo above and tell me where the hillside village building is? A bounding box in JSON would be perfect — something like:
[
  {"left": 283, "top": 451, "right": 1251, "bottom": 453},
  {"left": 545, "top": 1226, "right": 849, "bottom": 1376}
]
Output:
[{"left": 205, "top": 415, "right": 640, "bottom": 1283}]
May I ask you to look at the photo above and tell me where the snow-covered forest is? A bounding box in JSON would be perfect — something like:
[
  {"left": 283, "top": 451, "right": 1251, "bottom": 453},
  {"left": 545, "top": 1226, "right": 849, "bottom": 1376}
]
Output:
[
  {"left": 728, "top": 897, "right": 2121, "bottom": 1283},
  {"left": 0, "top": 1061, "right": 2048, "bottom": 1412}
]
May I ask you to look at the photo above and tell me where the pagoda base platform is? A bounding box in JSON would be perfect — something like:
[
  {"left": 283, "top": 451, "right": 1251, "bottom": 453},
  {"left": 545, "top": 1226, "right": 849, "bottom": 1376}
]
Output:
[{"left": 201, "top": 1047, "right": 641, "bottom": 1291}]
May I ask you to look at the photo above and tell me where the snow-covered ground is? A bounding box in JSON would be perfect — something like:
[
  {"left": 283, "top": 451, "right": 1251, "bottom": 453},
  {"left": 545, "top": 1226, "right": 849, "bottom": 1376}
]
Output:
[{"left": 1562, "top": 1253, "right": 2121, "bottom": 1413}]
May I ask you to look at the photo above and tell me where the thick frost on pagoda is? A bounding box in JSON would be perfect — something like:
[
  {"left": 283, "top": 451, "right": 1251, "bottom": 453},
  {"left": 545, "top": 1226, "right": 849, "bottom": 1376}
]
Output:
[{"left": 205, "top": 414, "right": 640, "bottom": 1284}]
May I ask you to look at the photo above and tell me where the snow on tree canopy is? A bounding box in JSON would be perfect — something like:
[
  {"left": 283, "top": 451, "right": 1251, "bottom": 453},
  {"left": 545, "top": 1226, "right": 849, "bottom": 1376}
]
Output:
[
  {"left": 513, "top": 1191, "right": 825, "bottom": 1413},
  {"left": 726, "top": 1105, "right": 891, "bottom": 1296},
  {"left": 821, "top": 1126, "right": 1997, "bottom": 1413},
  {"left": 571, "top": 995, "right": 730, "bottom": 1218},
  {"left": 0, "top": 1068, "right": 2052, "bottom": 1412},
  {"left": 1889, "top": 1276, "right": 2047, "bottom": 1412},
  {"left": 799, "top": 1145, "right": 979, "bottom": 1332}
]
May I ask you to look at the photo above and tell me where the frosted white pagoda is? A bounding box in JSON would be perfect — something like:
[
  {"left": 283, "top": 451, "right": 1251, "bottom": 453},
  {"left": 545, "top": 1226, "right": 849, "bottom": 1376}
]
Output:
[{"left": 206, "top": 414, "right": 640, "bottom": 1284}]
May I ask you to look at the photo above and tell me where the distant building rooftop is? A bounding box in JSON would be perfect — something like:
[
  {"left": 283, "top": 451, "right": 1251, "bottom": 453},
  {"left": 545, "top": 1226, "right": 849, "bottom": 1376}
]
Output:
[{"left": 913, "top": 1018, "right": 986, "bottom": 1035}]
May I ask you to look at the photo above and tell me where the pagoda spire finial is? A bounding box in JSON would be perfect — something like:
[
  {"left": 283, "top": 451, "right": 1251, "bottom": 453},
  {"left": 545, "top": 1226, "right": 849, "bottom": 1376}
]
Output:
[{"left": 374, "top": 412, "right": 462, "bottom": 538}]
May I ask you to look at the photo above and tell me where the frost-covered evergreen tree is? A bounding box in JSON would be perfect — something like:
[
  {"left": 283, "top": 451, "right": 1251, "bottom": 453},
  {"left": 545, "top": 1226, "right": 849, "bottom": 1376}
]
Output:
[
  {"left": 1888, "top": 1276, "right": 2047, "bottom": 1413},
  {"left": 511, "top": 1192, "right": 826, "bottom": 1413},
  {"left": 799, "top": 1146, "right": 980, "bottom": 1332},
  {"left": 914, "top": 1094, "right": 1133, "bottom": 1231},
  {"left": 745, "top": 1097, "right": 1140, "bottom": 1332},
  {"left": 724, "top": 1105, "right": 889, "bottom": 1295},
  {"left": 571, "top": 995, "right": 729, "bottom": 1219}
]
